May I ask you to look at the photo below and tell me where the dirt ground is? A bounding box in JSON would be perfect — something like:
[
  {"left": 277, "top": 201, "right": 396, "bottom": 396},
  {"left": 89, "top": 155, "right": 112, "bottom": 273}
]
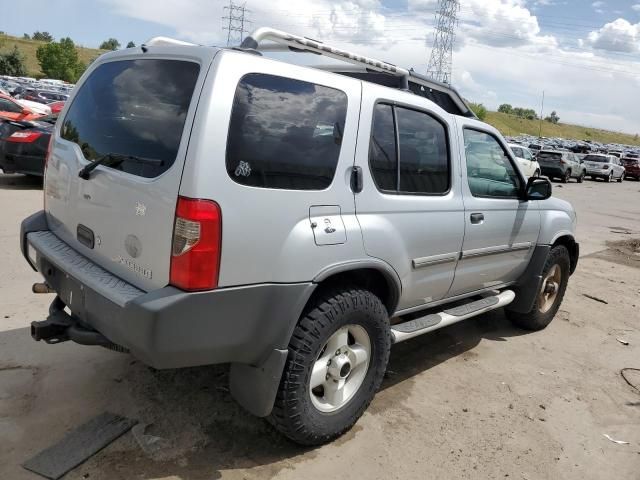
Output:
[{"left": 1, "top": 173, "right": 639, "bottom": 480}]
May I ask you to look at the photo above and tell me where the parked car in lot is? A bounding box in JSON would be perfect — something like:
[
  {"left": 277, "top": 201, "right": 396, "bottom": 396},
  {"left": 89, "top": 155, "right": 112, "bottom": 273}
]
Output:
[
  {"left": 536, "top": 150, "right": 586, "bottom": 183},
  {"left": 22, "top": 89, "right": 69, "bottom": 104},
  {"left": 621, "top": 158, "right": 640, "bottom": 181},
  {"left": 582, "top": 154, "right": 626, "bottom": 182},
  {"left": 47, "top": 101, "right": 65, "bottom": 114},
  {"left": 21, "top": 28, "right": 579, "bottom": 446},
  {"left": 0, "top": 114, "right": 56, "bottom": 176},
  {"left": 0, "top": 94, "right": 44, "bottom": 122},
  {"left": 508, "top": 143, "right": 540, "bottom": 177}
]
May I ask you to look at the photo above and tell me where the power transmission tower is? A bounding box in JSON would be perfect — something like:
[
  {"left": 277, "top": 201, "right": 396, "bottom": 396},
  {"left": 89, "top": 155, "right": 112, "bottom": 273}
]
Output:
[
  {"left": 222, "top": 0, "right": 251, "bottom": 47},
  {"left": 426, "top": 0, "right": 460, "bottom": 84}
]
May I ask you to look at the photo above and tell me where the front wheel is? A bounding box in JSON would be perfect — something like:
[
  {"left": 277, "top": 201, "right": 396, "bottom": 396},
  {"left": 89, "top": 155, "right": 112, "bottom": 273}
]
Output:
[
  {"left": 533, "top": 169, "right": 541, "bottom": 178},
  {"left": 607, "top": 171, "right": 613, "bottom": 182},
  {"left": 617, "top": 172, "right": 624, "bottom": 183},
  {"left": 506, "top": 245, "right": 570, "bottom": 331},
  {"left": 577, "top": 171, "right": 585, "bottom": 183},
  {"left": 270, "top": 288, "right": 391, "bottom": 445}
]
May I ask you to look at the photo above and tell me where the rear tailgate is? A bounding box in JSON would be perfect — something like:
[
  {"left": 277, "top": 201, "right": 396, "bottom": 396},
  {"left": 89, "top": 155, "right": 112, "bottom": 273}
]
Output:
[{"left": 44, "top": 47, "right": 217, "bottom": 291}]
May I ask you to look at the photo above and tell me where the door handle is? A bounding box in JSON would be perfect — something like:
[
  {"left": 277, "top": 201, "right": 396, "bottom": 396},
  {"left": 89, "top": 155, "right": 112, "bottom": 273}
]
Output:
[{"left": 470, "top": 213, "right": 484, "bottom": 224}]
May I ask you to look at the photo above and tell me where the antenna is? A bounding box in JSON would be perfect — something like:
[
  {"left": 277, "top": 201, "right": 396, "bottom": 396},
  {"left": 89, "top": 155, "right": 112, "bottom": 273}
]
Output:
[
  {"left": 426, "top": 0, "right": 460, "bottom": 84},
  {"left": 223, "top": 0, "right": 251, "bottom": 47}
]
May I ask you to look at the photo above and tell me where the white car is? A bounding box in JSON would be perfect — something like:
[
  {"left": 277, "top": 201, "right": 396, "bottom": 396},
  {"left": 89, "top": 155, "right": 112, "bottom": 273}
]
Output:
[
  {"left": 509, "top": 143, "right": 541, "bottom": 178},
  {"left": 15, "top": 99, "right": 52, "bottom": 116}
]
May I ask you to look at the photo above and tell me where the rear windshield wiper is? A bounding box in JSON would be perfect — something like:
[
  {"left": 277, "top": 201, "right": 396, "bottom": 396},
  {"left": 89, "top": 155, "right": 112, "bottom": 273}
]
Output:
[{"left": 78, "top": 153, "right": 164, "bottom": 180}]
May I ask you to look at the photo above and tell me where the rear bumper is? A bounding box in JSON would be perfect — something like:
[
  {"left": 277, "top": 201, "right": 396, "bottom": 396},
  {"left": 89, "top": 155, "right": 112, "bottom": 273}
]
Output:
[
  {"left": 540, "top": 166, "right": 566, "bottom": 177},
  {"left": 585, "top": 168, "right": 610, "bottom": 176},
  {"left": 21, "top": 210, "right": 315, "bottom": 370}
]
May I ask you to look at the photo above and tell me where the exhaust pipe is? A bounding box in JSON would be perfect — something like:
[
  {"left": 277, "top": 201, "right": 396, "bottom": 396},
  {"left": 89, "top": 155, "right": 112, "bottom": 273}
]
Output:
[{"left": 32, "top": 282, "right": 54, "bottom": 294}]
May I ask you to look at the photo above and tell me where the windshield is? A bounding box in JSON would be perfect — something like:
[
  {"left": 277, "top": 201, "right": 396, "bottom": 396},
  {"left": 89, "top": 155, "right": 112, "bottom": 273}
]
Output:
[
  {"left": 61, "top": 59, "right": 200, "bottom": 178},
  {"left": 583, "top": 155, "right": 609, "bottom": 163}
]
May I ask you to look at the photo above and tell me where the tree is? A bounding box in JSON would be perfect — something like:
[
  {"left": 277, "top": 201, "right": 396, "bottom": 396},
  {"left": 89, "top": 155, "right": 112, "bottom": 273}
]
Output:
[
  {"left": 498, "top": 103, "right": 513, "bottom": 114},
  {"left": 126, "top": 41, "right": 136, "bottom": 48},
  {"left": 36, "top": 37, "right": 86, "bottom": 82},
  {"left": 545, "top": 110, "right": 560, "bottom": 124},
  {"left": 0, "top": 46, "right": 27, "bottom": 76},
  {"left": 32, "top": 31, "right": 54, "bottom": 42},
  {"left": 100, "top": 38, "right": 120, "bottom": 50},
  {"left": 468, "top": 102, "right": 487, "bottom": 121},
  {"left": 23, "top": 33, "right": 31, "bottom": 40}
]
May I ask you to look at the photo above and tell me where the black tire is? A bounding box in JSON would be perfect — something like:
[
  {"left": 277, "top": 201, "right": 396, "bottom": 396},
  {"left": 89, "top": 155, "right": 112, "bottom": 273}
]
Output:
[
  {"left": 270, "top": 288, "right": 391, "bottom": 445},
  {"left": 506, "top": 245, "right": 570, "bottom": 331},
  {"left": 534, "top": 169, "right": 541, "bottom": 178},
  {"left": 617, "top": 172, "right": 624, "bottom": 183},
  {"left": 607, "top": 171, "right": 613, "bottom": 182},
  {"left": 577, "top": 171, "right": 585, "bottom": 183},
  {"left": 561, "top": 170, "right": 571, "bottom": 183}
]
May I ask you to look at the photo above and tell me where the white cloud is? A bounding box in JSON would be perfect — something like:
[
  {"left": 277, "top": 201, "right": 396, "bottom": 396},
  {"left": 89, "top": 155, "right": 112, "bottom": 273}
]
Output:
[
  {"left": 586, "top": 18, "right": 640, "bottom": 53},
  {"left": 632, "top": 4, "right": 640, "bottom": 12}
]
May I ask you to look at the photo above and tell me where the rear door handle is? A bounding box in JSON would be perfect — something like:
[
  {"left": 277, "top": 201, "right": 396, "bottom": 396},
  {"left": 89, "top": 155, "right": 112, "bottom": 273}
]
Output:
[{"left": 470, "top": 213, "right": 484, "bottom": 224}]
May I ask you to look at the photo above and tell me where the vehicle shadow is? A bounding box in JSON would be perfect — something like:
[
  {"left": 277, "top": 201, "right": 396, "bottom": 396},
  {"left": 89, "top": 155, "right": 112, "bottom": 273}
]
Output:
[
  {"left": 0, "top": 173, "right": 42, "bottom": 190},
  {"left": 5, "top": 310, "right": 529, "bottom": 480}
]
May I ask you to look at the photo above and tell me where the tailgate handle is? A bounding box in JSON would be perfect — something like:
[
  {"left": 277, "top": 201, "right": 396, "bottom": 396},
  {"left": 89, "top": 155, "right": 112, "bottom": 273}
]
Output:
[{"left": 77, "top": 224, "right": 95, "bottom": 249}]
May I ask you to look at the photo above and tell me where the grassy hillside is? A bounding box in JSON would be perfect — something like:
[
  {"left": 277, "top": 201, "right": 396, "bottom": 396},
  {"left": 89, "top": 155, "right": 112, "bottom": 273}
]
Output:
[
  {"left": 485, "top": 111, "right": 640, "bottom": 146},
  {"left": 0, "top": 34, "right": 106, "bottom": 77}
]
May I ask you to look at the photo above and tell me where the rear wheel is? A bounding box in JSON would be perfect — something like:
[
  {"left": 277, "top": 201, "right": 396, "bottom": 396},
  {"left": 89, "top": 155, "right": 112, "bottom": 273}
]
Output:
[
  {"left": 270, "top": 288, "right": 391, "bottom": 445},
  {"left": 561, "top": 170, "right": 571, "bottom": 183},
  {"left": 617, "top": 172, "right": 624, "bottom": 183},
  {"left": 607, "top": 171, "right": 613, "bottom": 182},
  {"left": 506, "top": 245, "right": 570, "bottom": 331}
]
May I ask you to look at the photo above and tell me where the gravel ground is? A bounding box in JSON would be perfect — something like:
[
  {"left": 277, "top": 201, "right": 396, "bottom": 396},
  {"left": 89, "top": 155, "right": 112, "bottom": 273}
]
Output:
[{"left": 0, "top": 173, "right": 639, "bottom": 480}]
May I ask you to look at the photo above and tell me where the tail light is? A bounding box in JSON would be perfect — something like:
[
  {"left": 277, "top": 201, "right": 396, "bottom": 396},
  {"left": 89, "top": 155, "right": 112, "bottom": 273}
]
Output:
[
  {"left": 170, "top": 196, "right": 222, "bottom": 291},
  {"left": 6, "top": 131, "right": 42, "bottom": 143}
]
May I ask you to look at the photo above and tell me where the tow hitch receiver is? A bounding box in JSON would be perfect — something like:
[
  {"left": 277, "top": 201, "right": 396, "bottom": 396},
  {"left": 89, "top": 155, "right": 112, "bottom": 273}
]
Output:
[
  {"left": 31, "top": 296, "right": 115, "bottom": 348},
  {"left": 31, "top": 297, "right": 73, "bottom": 344}
]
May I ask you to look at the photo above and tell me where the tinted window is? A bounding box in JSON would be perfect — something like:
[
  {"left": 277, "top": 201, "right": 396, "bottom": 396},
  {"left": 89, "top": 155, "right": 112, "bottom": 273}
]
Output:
[
  {"left": 61, "top": 59, "right": 200, "bottom": 178},
  {"left": 0, "top": 98, "right": 22, "bottom": 113},
  {"left": 464, "top": 129, "right": 521, "bottom": 198},
  {"left": 537, "top": 152, "right": 563, "bottom": 162},
  {"left": 370, "top": 104, "right": 397, "bottom": 191},
  {"left": 583, "top": 155, "right": 608, "bottom": 163},
  {"left": 226, "top": 74, "right": 347, "bottom": 190},
  {"left": 369, "top": 104, "right": 449, "bottom": 195},
  {"left": 396, "top": 107, "right": 449, "bottom": 194}
]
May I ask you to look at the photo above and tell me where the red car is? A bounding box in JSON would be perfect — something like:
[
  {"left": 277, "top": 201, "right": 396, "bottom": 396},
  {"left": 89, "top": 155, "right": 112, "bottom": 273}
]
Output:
[
  {"left": 622, "top": 158, "right": 640, "bottom": 181},
  {"left": 48, "top": 101, "right": 66, "bottom": 114},
  {"left": 0, "top": 94, "right": 43, "bottom": 122}
]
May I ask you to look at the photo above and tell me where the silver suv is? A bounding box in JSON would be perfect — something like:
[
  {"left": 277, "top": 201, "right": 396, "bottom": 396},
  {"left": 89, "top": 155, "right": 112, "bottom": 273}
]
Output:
[{"left": 20, "top": 28, "right": 579, "bottom": 446}]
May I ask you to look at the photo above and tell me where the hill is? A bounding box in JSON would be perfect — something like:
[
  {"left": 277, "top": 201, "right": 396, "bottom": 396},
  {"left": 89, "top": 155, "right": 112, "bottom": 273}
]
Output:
[
  {"left": 0, "top": 34, "right": 106, "bottom": 77},
  {"left": 484, "top": 111, "right": 640, "bottom": 147}
]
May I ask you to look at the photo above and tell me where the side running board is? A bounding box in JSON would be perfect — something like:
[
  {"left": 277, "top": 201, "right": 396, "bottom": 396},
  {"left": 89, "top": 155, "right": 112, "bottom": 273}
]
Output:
[{"left": 391, "top": 290, "right": 515, "bottom": 344}]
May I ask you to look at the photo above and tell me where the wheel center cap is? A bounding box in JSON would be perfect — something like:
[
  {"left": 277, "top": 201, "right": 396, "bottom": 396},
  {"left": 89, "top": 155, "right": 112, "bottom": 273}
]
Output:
[
  {"left": 544, "top": 282, "right": 557, "bottom": 294},
  {"left": 328, "top": 354, "right": 351, "bottom": 379}
]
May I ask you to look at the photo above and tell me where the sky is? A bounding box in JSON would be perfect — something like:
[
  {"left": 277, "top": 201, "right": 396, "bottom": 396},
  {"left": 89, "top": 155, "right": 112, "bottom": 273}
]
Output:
[{"left": 1, "top": 0, "right": 640, "bottom": 134}]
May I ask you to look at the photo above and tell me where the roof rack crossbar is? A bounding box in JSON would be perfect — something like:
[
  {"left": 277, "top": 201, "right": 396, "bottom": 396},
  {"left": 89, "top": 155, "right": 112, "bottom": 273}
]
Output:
[{"left": 240, "top": 27, "right": 410, "bottom": 82}]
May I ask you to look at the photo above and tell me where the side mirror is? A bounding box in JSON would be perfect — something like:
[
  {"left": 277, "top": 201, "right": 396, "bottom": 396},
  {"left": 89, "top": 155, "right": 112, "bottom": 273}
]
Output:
[{"left": 525, "top": 177, "right": 552, "bottom": 201}]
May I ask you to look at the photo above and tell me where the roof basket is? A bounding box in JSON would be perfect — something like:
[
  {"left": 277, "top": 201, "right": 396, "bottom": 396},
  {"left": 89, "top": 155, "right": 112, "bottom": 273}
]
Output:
[{"left": 240, "top": 27, "right": 476, "bottom": 118}]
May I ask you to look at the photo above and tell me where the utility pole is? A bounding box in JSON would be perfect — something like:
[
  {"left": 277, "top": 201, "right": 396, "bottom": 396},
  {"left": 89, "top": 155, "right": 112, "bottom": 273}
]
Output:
[
  {"left": 223, "top": 0, "right": 251, "bottom": 47},
  {"left": 426, "top": 0, "right": 460, "bottom": 84},
  {"left": 538, "top": 90, "right": 545, "bottom": 139}
]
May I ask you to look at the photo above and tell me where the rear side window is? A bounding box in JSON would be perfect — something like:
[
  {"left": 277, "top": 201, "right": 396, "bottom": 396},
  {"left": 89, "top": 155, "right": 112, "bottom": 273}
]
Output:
[
  {"left": 226, "top": 74, "right": 348, "bottom": 190},
  {"left": 61, "top": 59, "right": 200, "bottom": 178},
  {"left": 369, "top": 103, "right": 450, "bottom": 195}
]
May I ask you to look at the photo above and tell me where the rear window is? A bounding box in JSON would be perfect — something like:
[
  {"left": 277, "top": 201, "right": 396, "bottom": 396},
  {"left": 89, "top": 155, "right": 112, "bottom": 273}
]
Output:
[
  {"left": 61, "top": 59, "right": 200, "bottom": 178},
  {"left": 226, "top": 73, "right": 348, "bottom": 190},
  {"left": 537, "top": 152, "right": 562, "bottom": 161},
  {"left": 583, "top": 155, "right": 608, "bottom": 163}
]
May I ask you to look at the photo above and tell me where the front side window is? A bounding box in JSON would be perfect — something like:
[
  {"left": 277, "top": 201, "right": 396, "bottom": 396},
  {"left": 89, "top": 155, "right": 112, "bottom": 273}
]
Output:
[
  {"left": 226, "top": 74, "right": 348, "bottom": 190},
  {"left": 464, "top": 129, "right": 521, "bottom": 199},
  {"left": 61, "top": 59, "right": 200, "bottom": 178},
  {"left": 369, "top": 103, "right": 450, "bottom": 195}
]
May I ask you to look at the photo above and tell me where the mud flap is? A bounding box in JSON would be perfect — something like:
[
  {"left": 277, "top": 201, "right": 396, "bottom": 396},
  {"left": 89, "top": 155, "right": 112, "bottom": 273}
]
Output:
[
  {"left": 507, "top": 245, "right": 551, "bottom": 314},
  {"left": 229, "top": 349, "right": 288, "bottom": 417}
]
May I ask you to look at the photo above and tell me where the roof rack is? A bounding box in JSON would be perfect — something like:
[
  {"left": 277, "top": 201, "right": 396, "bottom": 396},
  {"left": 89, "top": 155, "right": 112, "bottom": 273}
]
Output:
[
  {"left": 240, "top": 27, "right": 475, "bottom": 118},
  {"left": 143, "top": 37, "right": 197, "bottom": 47}
]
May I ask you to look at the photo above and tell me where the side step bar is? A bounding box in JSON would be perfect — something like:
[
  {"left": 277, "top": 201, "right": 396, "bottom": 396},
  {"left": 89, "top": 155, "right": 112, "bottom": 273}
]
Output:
[{"left": 391, "top": 290, "right": 515, "bottom": 344}]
